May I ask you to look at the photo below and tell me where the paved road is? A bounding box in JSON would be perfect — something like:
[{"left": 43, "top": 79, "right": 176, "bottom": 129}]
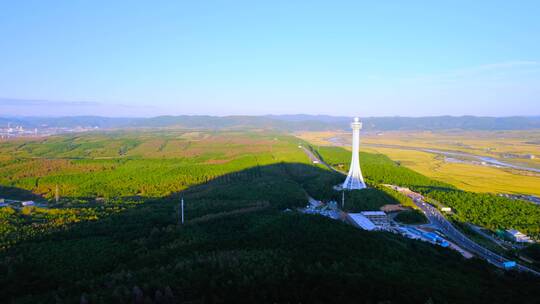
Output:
[
  {"left": 410, "top": 191, "right": 540, "bottom": 276},
  {"left": 302, "top": 146, "right": 540, "bottom": 276},
  {"left": 467, "top": 224, "right": 509, "bottom": 250},
  {"left": 300, "top": 146, "right": 320, "bottom": 163},
  {"left": 300, "top": 146, "right": 342, "bottom": 174},
  {"left": 301, "top": 145, "right": 347, "bottom": 175}
]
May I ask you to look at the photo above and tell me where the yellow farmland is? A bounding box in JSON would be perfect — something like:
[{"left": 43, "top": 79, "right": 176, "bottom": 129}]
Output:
[
  {"left": 364, "top": 146, "right": 540, "bottom": 197},
  {"left": 297, "top": 131, "right": 540, "bottom": 197}
]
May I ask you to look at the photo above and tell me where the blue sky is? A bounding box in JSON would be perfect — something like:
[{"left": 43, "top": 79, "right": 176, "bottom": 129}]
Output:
[{"left": 1, "top": 1, "right": 539, "bottom": 117}]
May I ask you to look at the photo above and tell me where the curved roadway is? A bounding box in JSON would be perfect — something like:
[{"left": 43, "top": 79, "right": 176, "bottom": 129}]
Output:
[
  {"left": 300, "top": 145, "right": 539, "bottom": 276},
  {"left": 408, "top": 191, "right": 540, "bottom": 276}
]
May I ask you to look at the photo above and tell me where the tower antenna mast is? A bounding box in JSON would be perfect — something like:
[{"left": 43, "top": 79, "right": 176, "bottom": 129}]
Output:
[{"left": 342, "top": 117, "right": 367, "bottom": 190}]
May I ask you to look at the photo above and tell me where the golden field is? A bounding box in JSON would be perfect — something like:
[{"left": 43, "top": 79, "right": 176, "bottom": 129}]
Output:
[
  {"left": 297, "top": 130, "right": 540, "bottom": 196},
  {"left": 361, "top": 130, "right": 540, "bottom": 168}
]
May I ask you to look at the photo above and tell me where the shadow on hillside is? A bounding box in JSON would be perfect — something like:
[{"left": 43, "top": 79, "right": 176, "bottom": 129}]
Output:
[
  {"left": 0, "top": 162, "right": 348, "bottom": 299},
  {"left": 1, "top": 162, "right": 342, "bottom": 240},
  {"left": 0, "top": 159, "right": 408, "bottom": 247},
  {"left": 2, "top": 162, "right": 539, "bottom": 303},
  {"left": 0, "top": 185, "right": 45, "bottom": 202}
]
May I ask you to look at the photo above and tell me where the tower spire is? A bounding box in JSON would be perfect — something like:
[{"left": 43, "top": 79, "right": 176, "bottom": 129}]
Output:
[{"left": 342, "top": 117, "right": 367, "bottom": 190}]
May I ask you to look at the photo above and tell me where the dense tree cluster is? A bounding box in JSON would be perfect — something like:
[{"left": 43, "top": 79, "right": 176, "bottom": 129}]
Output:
[
  {"left": 425, "top": 190, "right": 540, "bottom": 237},
  {"left": 395, "top": 209, "right": 429, "bottom": 224}
]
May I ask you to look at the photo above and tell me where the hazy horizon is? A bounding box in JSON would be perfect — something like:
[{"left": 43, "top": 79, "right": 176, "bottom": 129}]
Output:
[{"left": 2, "top": 101, "right": 540, "bottom": 120}]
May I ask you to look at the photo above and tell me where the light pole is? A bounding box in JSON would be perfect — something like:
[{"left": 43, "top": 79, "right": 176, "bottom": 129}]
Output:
[
  {"left": 55, "top": 184, "right": 60, "bottom": 203},
  {"left": 181, "top": 197, "right": 184, "bottom": 224}
]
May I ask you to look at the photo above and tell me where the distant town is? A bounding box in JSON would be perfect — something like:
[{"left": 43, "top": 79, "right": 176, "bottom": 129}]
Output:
[{"left": 0, "top": 123, "right": 99, "bottom": 139}]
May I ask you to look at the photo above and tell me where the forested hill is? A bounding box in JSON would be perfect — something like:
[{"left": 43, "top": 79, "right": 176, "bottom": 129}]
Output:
[{"left": 2, "top": 115, "right": 540, "bottom": 131}]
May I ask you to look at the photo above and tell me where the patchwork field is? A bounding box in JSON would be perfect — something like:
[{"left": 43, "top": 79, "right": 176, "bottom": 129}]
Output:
[
  {"left": 362, "top": 130, "right": 540, "bottom": 168},
  {"left": 0, "top": 131, "right": 308, "bottom": 199}
]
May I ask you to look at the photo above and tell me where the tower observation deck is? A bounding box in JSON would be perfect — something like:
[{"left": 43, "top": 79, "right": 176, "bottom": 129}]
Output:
[{"left": 342, "top": 117, "right": 367, "bottom": 190}]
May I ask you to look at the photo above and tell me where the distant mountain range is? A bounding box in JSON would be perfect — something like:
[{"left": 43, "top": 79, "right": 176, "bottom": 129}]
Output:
[{"left": 1, "top": 115, "right": 540, "bottom": 131}]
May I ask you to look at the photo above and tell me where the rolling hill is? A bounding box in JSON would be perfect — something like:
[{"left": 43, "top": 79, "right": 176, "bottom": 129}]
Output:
[{"left": 2, "top": 115, "right": 540, "bottom": 131}]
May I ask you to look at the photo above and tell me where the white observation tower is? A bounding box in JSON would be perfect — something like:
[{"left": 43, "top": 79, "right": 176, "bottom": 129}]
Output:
[{"left": 342, "top": 117, "right": 367, "bottom": 190}]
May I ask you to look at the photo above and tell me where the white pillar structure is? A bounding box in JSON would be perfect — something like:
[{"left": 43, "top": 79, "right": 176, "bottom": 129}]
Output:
[{"left": 342, "top": 117, "right": 367, "bottom": 190}]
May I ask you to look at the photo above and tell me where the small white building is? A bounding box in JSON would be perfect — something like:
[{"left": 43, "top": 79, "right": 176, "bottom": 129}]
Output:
[
  {"left": 21, "top": 201, "right": 35, "bottom": 206},
  {"left": 506, "top": 229, "right": 534, "bottom": 243},
  {"left": 347, "top": 213, "right": 376, "bottom": 231},
  {"left": 361, "top": 211, "right": 389, "bottom": 227},
  {"left": 308, "top": 197, "right": 323, "bottom": 208}
]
